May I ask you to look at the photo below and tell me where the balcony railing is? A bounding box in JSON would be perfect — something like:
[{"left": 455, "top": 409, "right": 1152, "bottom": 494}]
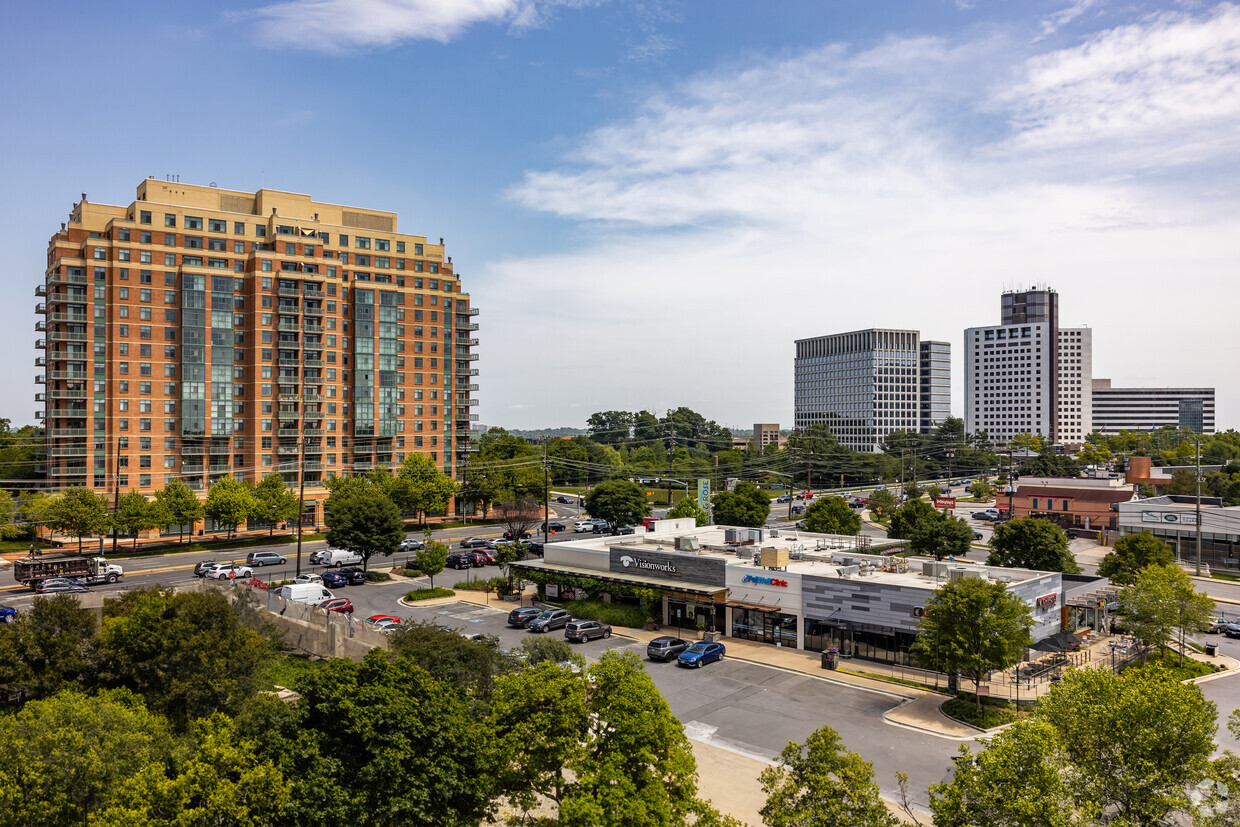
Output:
[
  {"left": 180, "top": 446, "right": 205, "bottom": 455},
  {"left": 303, "top": 305, "right": 324, "bottom": 316},
  {"left": 34, "top": 356, "right": 46, "bottom": 367},
  {"left": 35, "top": 284, "right": 47, "bottom": 297},
  {"left": 48, "top": 271, "right": 87, "bottom": 286},
  {"left": 277, "top": 286, "right": 301, "bottom": 297},
  {"left": 45, "top": 388, "right": 88, "bottom": 399},
  {"left": 457, "top": 337, "right": 479, "bottom": 346},
  {"left": 35, "top": 339, "right": 46, "bottom": 349},
  {"left": 467, "top": 307, "right": 480, "bottom": 316},
  {"left": 48, "top": 330, "right": 88, "bottom": 342},
  {"left": 303, "top": 288, "right": 324, "bottom": 300},
  {"left": 49, "top": 313, "right": 89, "bottom": 324},
  {"left": 46, "top": 427, "right": 87, "bottom": 436},
  {"left": 35, "top": 303, "right": 46, "bottom": 314}
]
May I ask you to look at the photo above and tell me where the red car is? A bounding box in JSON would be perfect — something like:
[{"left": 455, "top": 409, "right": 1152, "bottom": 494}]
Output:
[
  {"left": 366, "top": 614, "right": 401, "bottom": 625},
  {"left": 317, "top": 598, "right": 354, "bottom": 614}
]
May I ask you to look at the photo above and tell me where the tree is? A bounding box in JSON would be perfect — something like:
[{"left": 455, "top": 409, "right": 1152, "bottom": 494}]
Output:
[
  {"left": 866, "top": 489, "right": 898, "bottom": 519},
  {"left": 587, "top": 410, "right": 635, "bottom": 446},
  {"left": 414, "top": 540, "right": 448, "bottom": 590},
  {"left": 909, "top": 514, "right": 975, "bottom": 561},
  {"left": 1097, "top": 530, "right": 1175, "bottom": 585},
  {"left": 1165, "top": 468, "right": 1199, "bottom": 496},
  {"left": 0, "top": 689, "right": 174, "bottom": 827},
  {"left": 968, "top": 479, "right": 995, "bottom": 500},
  {"left": 324, "top": 482, "right": 404, "bottom": 571},
  {"left": 461, "top": 428, "right": 543, "bottom": 518},
  {"left": 385, "top": 620, "right": 512, "bottom": 698},
  {"left": 1019, "top": 451, "right": 1081, "bottom": 479},
  {"left": 0, "top": 594, "right": 100, "bottom": 701},
  {"left": 1119, "top": 564, "right": 1214, "bottom": 666},
  {"left": 711, "top": 481, "right": 769, "bottom": 528},
  {"left": 888, "top": 498, "right": 939, "bottom": 539},
  {"left": 98, "top": 588, "right": 272, "bottom": 730},
  {"left": 44, "top": 486, "right": 111, "bottom": 553},
  {"left": 250, "top": 473, "right": 300, "bottom": 535},
  {"left": 489, "top": 660, "right": 591, "bottom": 815},
  {"left": 584, "top": 478, "right": 651, "bottom": 528},
  {"left": 928, "top": 720, "right": 1084, "bottom": 827},
  {"left": 986, "top": 517, "right": 1080, "bottom": 573},
  {"left": 902, "top": 480, "right": 923, "bottom": 500},
  {"left": 497, "top": 496, "right": 541, "bottom": 541},
  {"left": 911, "top": 577, "right": 1033, "bottom": 710},
  {"left": 924, "top": 483, "right": 943, "bottom": 502},
  {"left": 390, "top": 453, "right": 457, "bottom": 525},
  {"left": 111, "top": 489, "right": 168, "bottom": 550},
  {"left": 153, "top": 479, "right": 204, "bottom": 544},
  {"left": 1035, "top": 665, "right": 1217, "bottom": 824},
  {"left": 802, "top": 496, "right": 860, "bottom": 535},
  {"left": 758, "top": 725, "right": 898, "bottom": 827},
  {"left": 519, "top": 636, "right": 583, "bottom": 668},
  {"left": 559, "top": 650, "right": 701, "bottom": 826},
  {"left": 203, "top": 476, "right": 254, "bottom": 540},
  {"left": 667, "top": 495, "right": 709, "bottom": 526},
  {"left": 91, "top": 712, "right": 287, "bottom": 827}
]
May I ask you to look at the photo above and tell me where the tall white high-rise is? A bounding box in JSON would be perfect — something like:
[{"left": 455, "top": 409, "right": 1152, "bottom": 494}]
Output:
[{"left": 964, "top": 288, "right": 1091, "bottom": 447}]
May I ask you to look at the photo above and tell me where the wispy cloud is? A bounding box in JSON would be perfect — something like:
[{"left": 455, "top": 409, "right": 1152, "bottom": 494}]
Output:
[
  {"left": 1038, "top": 0, "right": 1103, "bottom": 38},
  {"left": 235, "top": 0, "right": 605, "bottom": 51},
  {"left": 487, "top": 5, "right": 1240, "bottom": 428}
]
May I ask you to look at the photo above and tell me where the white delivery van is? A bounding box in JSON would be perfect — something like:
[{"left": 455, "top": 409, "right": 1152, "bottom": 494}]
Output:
[
  {"left": 276, "top": 583, "right": 336, "bottom": 605},
  {"left": 319, "top": 548, "right": 364, "bottom": 567}
]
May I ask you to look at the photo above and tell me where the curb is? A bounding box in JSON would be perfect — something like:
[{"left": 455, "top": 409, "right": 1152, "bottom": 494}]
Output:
[{"left": 880, "top": 697, "right": 984, "bottom": 741}]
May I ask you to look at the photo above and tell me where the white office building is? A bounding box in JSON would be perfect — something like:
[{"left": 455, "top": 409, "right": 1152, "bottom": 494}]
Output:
[
  {"left": 1091, "top": 380, "right": 1216, "bottom": 434},
  {"left": 965, "top": 288, "right": 1092, "bottom": 448}
]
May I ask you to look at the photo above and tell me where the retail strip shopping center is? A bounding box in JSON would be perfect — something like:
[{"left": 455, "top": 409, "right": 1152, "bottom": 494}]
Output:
[{"left": 512, "top": 519, "right": 1090, "bottom": 663}]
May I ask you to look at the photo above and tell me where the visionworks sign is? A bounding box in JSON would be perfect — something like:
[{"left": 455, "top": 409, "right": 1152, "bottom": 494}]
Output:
[
  {"left": 607, "top": 547, "right": 727, "bottom": 586},
  {"left": 618, "top": 555, "right": 678, "bottom": 574}
]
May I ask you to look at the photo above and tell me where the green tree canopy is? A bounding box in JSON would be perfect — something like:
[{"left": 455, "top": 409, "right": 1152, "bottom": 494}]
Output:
[
  {"left": 587, "top": 410, "right": 635, "bottom": 446},
  {"left": 986, "top": 517, "right": 1080, "bottom": 573},
  {"left": 152, "top": 479, "right": 204, "bottom": 544},
  {"left": 98, "top": 588, "right": 272, "bottom": 730},
  {"left": 1035, "top": 665, "right": 1218, "bottom": 824},
  {"left": 45, "top": 486, "right": 111, "bottom": 553},
  {"left": 866, "top": 489, "right": 898, "bottom": 519},
  {"left": 0, "top": 594, "right": 100, "bottom": 701},
  {"left": 111, "top": 489, "right": 169, "bottom": 550},
  {"left": 712, "top": 481, "right": 769, "bottom": 528},
  {"left": 802, "top": 496, "right": 861, "bottom": 535},
  {"left": 888, "top": 498, "right": 939, "bottom": 539},
  {"left": 584, "top": 478, "right": 652, "bottom": 528},
  {"left": 324, "top": 481, "right": 404, "bottom": 571},
  {"left": 385, "top": 620, "right": 512, "bottom": 699},
  {"left": 203, "top": 476, "right": 255, "bottom": 539},
  {"left": 414, "top": 540, "right": 448, "bottom": 590},
  {"left": 759, "top": 725, "right": 898, "bottom": 827},
  {"left": 911, "top": 577, "right": 1033, "bottom": 710},
  {"left": 1098, "top": 530, "right": 1175, "bottom": 585},
  {"left": 0, "top": 688, "right": 175, "bottom": 827},
  {"left": 968, "top": 478, "right": 995, "bottom": 500},
  {"left": 1019, "top": 450, "right": 1082, "bottom": 479},
  {"left": 390, "top": 453, "right": 457, "bottom": 523},
  {"left": 909, "top": 513, "right": 975, "bottom": 561},
  {"left": 1118, "top": 563, "right": 1215, "bottom": 665},
  {"left": 667, "top": 495, "right": 709, "bottom": 526},
  {"left": 250, "top": 473, "right": 301, "bottom": 535}
]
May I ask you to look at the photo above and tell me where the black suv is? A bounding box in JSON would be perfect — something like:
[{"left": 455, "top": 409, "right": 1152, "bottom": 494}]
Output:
[
  {"left": 446, "top": 553, "right": 473, "bottom": 570},
  {"left": 527, "top": 608, "right": 572, "bottom": 633},
  {"left": 503, "top": 530, "right": 533, "bottom": 541},
  {"left": 507, "top": 607, "right": 540, "bottom": 628},
  {"left": 646, "top": 636, "right": 690, "bottom": 662},
  {"left": 337, "top": 567, "right": 368, "bottom": 585}
]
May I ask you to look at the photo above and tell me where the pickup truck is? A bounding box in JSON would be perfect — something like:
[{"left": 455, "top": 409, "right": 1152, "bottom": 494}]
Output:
[{"left": 13, "top": 553, "right": 124, "bottom": 590}]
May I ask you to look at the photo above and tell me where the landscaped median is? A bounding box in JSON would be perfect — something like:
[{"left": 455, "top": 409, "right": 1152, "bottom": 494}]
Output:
[{"left": 403, "top": 587, "right": 455, "bottom": 602}]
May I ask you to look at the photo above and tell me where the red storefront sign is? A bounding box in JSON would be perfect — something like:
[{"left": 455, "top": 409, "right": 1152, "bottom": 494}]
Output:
[{"left": 934, "top": 497, "right": 956, "bottom": 509}]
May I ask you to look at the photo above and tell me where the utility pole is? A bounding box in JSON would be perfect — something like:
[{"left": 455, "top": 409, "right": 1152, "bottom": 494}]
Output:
[
  {"left": 1195, "top": 434, "right": 1203, "bottom": 576},
  {"left": 543, "top": 437, "right": 550, "bottom": 544},
  {"left": 666, "top": 420, "right": 674, "bottom": 510},
  {"left": 1007, "top": 446, "right": 1015, "bottom": 519},
  {"left": 806, "top": 450, "right": 813, "bottom": 496}
]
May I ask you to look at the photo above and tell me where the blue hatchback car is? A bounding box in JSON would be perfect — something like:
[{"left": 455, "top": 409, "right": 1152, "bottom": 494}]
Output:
[
  {"left": 0, "top": 605, "right": 16, "bottom": 624},
  {"left": 678, "top": 641, "right": 726, "bottom": 668},
  {"left": 321, "top": 571, "right": 349, "bottom": 588}
]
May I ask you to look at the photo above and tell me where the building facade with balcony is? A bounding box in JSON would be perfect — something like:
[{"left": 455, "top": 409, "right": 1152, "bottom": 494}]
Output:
[{"left": 37, "top": 181, "right": 477, "bottom": 518}]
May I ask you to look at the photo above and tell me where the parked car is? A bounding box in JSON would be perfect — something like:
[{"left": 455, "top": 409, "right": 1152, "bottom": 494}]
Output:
[
  {"left": 366, "top": 614, "right": 402, "bottom": 625},
  {"left": 205, "top": 563, "right": 254, "bottom": 580},
  {"left": 486, "top": 538, "right": 514, "bottom": 550},
  {"left": 592, "top": 523, "right": 614, "bottom": 535},
  {"left": 275, "top": 583, "right": 335, "bottom": 605},
  {"left": 316, "top": 597, "right": 354, "bottom": 614},
  {"left": 525, "top": 541, "right": 544, "bottom": 556},
  {"left": 572, "top": 521, "right": 594, "bottom": 533},
  {"left": 615, "top": 526, "right": 637, "bottom": 535},
  {"left": 527, "top": 608, "right": 572, "bottom": 633},
  {"left": 848, "top": 498, "right": 866, "bottom": 509},
  {"left": 1224, "top": 620, "right": 1240, "bottom": 639},
  {"left": 367, "top": 619, "right": 401, "bottom": 633},
  {"left": 556, "top": 495, "right": 572, "bottom": 504},
  {"left": 294, "top": 573, "right": 324, "bottom": 585},
  {"left": 308, "top": 549, "right": 330, "bottom": 565},
  {"left": 972, "top": 509, "right": 1000, "bottom": 521},
  {"left": 543, "top": 522, "right": 567, "bottom": 532},
  {"left": 337, "top": 567, "right": 368, "bottom": 585},
  {"left": 321, "top": 571, "right": 349, "bottom": 588},
  {"left": 0, "top": 605, "right": 18, "bottom": 623},
  {"left": 565, "top": 620, "right": 612, "bottom": 642},
  {"left": 647, "top": 636, "right": 690, "bottom": 662},
  {"left": 507, "top": 607, "right": 540, "bottom": 627},
  {"left": 503, "top": 530, "right": 533, "bottom": 541},
  {"left": 678, "top": 641, "right": 726, "bottom": 668},
  {"left": 972, "top": 531, "right": 984, "bottom": 541},
  {"left": 459, "top": 537, "right": 488, "bottom": 548},
  {"left": 399, "top": 538, "right": 425, "bottom": 552},
  {"left": 775, "top": 494, "right": 791, "bottom": 504},
  {"left": 192, "top": 560, "right": 217, "bottom": 577},
  {"left": 1208, "top": 616, "right": 1227, "bottom": 633},
  {"left": 317, "top": 549, "right": 364, "bottom": 568},
  {"left": 446, "top": 553, "right": 473, "bottom": 570},
  {"left": 35, "top": 578, "right": 89, "bottom": 594},
  {"left": 246, "top": 551, "right": 287, "bottom": 567}
]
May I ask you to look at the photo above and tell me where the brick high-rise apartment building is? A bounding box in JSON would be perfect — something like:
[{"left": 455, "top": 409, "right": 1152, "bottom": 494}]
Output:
[{"left": 37, "top": 180, "right": 477, "bottom": 519}]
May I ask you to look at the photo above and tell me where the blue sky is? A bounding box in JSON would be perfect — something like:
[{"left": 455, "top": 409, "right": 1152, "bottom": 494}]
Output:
[{"left": 2, "top": 0, "right": 1237, "bottom": 433}]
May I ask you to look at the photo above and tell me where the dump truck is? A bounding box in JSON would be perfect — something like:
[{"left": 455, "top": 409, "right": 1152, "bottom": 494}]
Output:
[{"left": 13, "top": 553, "right": 124, "bottom": 589}]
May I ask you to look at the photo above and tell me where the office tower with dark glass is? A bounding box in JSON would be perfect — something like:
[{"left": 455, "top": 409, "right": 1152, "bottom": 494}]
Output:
[
  {"left": 36, "top": 181, "right": 478, "bottom": 518},
  {"left": 794, "top": 328, "right": 950, "bottom": 453}
]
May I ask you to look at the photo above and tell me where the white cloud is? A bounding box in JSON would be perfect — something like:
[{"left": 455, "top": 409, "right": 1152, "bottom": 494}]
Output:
[
  {"left": 1038, "top": 0, "right": 1103, "bottom": 38},
  {"left": 484, "top": 6, "right": 1240, "bottom": 429},
  {"left": 237, "top": 0, "right": 604, "bottom": 51}
]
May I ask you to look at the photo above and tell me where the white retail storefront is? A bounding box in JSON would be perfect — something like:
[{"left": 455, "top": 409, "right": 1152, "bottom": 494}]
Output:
[{"left": 725, "top": 565, "right": 804, "bottom": 649}]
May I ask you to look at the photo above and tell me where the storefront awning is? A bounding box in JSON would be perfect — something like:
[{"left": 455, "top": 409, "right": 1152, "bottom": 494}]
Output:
[
  {"left": 510, "top": 559, "right": 727, "bottom": 597},
  {"left": 727, "top": 593, "right": 785, "bottom": 611}
]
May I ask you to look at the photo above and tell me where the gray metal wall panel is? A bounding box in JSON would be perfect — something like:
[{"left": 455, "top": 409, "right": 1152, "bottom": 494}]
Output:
[{"left": 607, "top": 547, "right": 727, "bottom": 586}]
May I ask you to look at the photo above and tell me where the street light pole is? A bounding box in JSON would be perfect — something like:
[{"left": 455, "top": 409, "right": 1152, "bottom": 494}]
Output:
[{"left": 1195, "top": 434, "right": 1203, "bottom": 576}]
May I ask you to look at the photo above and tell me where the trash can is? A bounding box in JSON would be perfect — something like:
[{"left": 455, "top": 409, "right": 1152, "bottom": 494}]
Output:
[
  {"left": 821, "top": 652, "right": 837, "bottom": 670},
  {"left": 1206, "top": 644, "right": 1218, "bottom": 657}
]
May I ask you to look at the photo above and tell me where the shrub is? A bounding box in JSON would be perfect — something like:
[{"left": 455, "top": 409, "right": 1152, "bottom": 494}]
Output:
[
  {"left": 941, "top": 696, "right": 1019, "bottom": 730},
  {"left": 404, "top": 587, "right": 455, "bottom": 602},
  {"left": 365, "top": 570, "right": 391, "bottom": 582},
  {"left": 400, "top": 565, "right": 424, "bottom": 578},
  {"left": 453, "top": 577, "right": 507, "bottom": 592}
]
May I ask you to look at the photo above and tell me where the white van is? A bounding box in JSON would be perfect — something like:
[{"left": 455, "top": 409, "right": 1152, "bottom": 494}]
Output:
[
  {"left": 319, "top": 548, "right": 364, "bottom": 568},
  {"left": 276, "top": 583, "right": 336, "bottom": 605}
]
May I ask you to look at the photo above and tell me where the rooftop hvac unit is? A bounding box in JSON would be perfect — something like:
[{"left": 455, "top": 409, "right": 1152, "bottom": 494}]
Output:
[
  {"left": 749, "top": 528, "right": 765, "bottom": 543},
  {"left": 963, "top": 569, "right": 987, "bottom": 580},
  {"left": 724, "top": 528, "right": 741, "bottom": 544},
  {"left": 836, "top": 564, "right": 861, "bottom": 578},
  {"left": 769, "top": 529, "right": 779, "bottom": 538},
  {"left": 674, "top": 536, "right": 700, "bottom": 552},
  {"left": 924, "top": 561, "right": 949, "bottom": 579}
]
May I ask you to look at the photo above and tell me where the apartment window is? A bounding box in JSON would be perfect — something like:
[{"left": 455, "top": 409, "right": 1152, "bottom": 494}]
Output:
[
  {"left": 140, "top": 210, "right": 152, "bottom": 224},
  {"left": 414, "top": 243, "right": 423, "bottom": 255},
  {"left": 140, "top": 251, "right": 152, "bottom": 264},
  {"left": 355, "top": 237, "right": 370, "bottom": 249},
  {"left": 165, "top": 214, "right": 176, "bottom": 227},
  {"left": 262, "top": 260, "right": 273, "bottom": 272}
]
